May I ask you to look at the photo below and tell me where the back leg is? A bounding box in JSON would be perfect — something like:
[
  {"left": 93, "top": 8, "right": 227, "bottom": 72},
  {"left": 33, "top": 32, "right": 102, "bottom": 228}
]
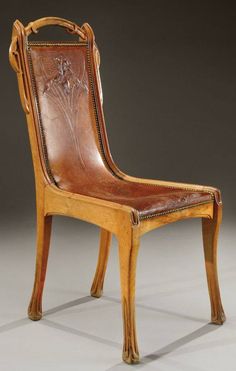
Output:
[
  {"left": 28, "top": 212, "right": 52, "bottom": 321},
  {"left": 91, "top": 228, "right": 112, "bottom": 298},
  {"left": 202, "top": 203, "right": 225, "bottom": 325}
]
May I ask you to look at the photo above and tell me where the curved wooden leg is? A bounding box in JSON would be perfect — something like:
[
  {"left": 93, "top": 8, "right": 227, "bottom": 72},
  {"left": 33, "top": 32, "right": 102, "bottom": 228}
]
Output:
[
  {"left": 202, "top": 203, "right": 225, "bottom": 325},
  {"left": 91, "top": 228, "right": 112, "bottom": 298},
  {"left": 28, "top": 211, "right": 52, "bottom": 321},
  {"left": 118, "top": 228, "right": 140, "bottom": 364}
]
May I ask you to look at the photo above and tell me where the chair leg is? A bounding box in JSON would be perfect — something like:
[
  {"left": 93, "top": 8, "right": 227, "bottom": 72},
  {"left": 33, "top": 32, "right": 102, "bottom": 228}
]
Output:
[
  {"left": 202, "top": 203, "right": 225, "bottom": 325},
  {"left": 118, "top": 229, "right": 140, "bottom": 364},
  {"left": 91, "top": 228, "right": 112, "bottom": 298},
  {"left": 28, "top": 212, "right": 52, "bottom": 321}
]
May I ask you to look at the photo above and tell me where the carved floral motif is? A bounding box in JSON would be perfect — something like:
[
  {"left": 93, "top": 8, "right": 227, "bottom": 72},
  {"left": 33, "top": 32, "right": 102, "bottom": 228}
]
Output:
[
  {"left": 44, "top": 56, "right": 88, "bottom": 95},
  {"left": 40, "top": 55, "right": 89, "bottom": 166}
]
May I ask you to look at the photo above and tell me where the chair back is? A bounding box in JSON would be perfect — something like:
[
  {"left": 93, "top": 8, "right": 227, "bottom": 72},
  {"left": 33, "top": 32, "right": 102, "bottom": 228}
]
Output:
[{"left": 9, "top": 17, "right": 114, "bottom": 191}]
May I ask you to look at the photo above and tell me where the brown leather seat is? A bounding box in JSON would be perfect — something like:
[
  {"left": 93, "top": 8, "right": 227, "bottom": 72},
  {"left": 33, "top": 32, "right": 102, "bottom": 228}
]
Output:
[{"left": 62, "top": 176, "right": 213, "bottom": 220}]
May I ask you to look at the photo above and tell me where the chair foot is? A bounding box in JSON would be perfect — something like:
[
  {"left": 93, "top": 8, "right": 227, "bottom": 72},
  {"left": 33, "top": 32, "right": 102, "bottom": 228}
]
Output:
[
  {"left": 211, "top": 306, "right": 226, "bottom": 325},
  {"left": 28, "top": 312, "right": 42, "bottom": 321},
  {"left": 90, "top": 286, "right": 103, "bottom": 298},
  {"left": 123, "top": 349, "right": 140, "bottom": 364},
  {"left": 28, "top": 295, "right": 42, "bottom": 321}
]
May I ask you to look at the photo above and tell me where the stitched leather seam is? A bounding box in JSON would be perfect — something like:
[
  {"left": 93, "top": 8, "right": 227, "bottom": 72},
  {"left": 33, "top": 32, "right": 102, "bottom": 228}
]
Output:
[{"left": 139, "top": 200, "right": 213, "bottom": 220}]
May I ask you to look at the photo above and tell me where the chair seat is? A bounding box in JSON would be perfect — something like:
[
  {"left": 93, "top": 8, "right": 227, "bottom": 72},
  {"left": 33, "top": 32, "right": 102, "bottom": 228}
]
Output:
[{"left": 60, "top": 177, "right": 213, "bottom": 220}]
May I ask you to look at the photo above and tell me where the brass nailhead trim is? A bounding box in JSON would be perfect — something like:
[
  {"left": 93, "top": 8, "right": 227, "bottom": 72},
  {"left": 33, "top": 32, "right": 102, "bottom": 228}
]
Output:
[
  {"left": 28, "top": 41, "right": 87, "bottom": 46},
  {"left": 139, "top": 200, "right": 213, "bottom": 220}
]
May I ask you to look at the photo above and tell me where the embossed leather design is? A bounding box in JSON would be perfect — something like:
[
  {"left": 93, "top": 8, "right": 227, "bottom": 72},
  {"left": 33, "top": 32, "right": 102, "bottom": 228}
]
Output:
[{"left": 28, "top": 44, "right": 214, "bottom": 219}]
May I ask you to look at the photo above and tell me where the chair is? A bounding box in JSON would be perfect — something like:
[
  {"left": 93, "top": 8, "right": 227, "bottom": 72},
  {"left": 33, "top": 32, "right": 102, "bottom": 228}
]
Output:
[{"left": 9, "top": 17, "right": 225, "bottom": 364}]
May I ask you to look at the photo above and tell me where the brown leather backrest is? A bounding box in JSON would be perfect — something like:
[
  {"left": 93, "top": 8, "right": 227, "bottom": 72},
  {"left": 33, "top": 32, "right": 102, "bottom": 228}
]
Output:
[
  {"left": 9, "top": 19, "right": 119, "bottom": 193},
  {"left": 27, "top": 40, "right": 109, "bottom": 191}
]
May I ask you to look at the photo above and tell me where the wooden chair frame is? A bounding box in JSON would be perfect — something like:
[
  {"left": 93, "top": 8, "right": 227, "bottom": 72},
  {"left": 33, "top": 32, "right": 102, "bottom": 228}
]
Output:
[{"left": 9, "top": 17, "right": 225, "bottom": 364}]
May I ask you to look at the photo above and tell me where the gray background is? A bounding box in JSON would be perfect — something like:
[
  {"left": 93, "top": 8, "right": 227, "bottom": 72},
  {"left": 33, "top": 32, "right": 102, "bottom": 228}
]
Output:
[{"left": 1, "top": 0, "right": 236, "bottom": 221}]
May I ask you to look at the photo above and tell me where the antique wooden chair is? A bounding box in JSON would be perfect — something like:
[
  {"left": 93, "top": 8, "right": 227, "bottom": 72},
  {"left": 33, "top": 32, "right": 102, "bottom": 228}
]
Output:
[{"left": 9, "top": 17, "right": 225, "bottom": 364}]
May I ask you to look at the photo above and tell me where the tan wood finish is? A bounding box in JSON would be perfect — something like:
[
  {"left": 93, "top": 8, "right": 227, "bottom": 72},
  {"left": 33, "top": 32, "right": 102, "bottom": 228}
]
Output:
[
  {"left": 91, "top": 228, "right": 112, "bottom": 298},
  {"left": 9, "top": 17, "right": 225, "bottom": 364}
]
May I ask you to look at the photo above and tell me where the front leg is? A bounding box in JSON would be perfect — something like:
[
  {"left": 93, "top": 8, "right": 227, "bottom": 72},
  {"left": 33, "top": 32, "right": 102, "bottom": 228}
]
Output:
[{"left": 118, "top": 227, "right": 140, "bottom": 364}]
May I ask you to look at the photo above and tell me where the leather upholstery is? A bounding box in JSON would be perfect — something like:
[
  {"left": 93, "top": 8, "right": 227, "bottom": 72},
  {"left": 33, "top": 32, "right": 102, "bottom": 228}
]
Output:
[{"left": 28, "top": 43, "right": 214, "bottom": 220}]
